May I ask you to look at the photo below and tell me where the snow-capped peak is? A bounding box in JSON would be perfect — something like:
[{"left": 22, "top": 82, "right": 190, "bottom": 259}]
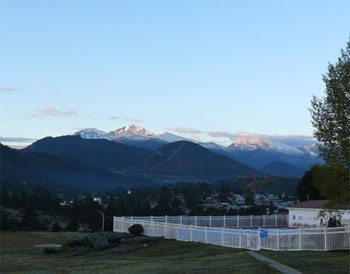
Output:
[
  {"left": 75, "top": 128, "right": 106, "bottom": 139},
  {"left": 228, "top": 133, "right": 303, "bottom": 154},
  {"left": 104, "top": 125, "right": 155, "bottom": 140}
]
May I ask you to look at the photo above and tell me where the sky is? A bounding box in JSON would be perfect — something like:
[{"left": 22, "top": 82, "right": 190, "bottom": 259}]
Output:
[{"left": 1, "top": 0, "right": 349, "bottom": 147}]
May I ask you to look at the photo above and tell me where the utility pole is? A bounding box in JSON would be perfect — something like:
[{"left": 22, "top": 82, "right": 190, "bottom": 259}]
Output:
[{"left": 97, "top": 211, "right": 105, "bottom": 231}]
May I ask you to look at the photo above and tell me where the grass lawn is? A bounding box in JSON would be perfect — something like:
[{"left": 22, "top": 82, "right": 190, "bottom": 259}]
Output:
[
  {"left": 259, "top": 250, "right": 350, "bottom": 274},
  {"left": 0, "top": 231, "right": 277, "bottom": 274}
]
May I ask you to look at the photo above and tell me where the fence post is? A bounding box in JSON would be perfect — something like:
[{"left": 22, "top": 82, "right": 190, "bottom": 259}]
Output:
[
  {"left": 277, "top": 229, "right": 280, "bottom": 250},
  {"left": 275, "top": 214, "right": 278, "bottom": 227},
  {"left": 165, "top": 215, "right": 168, "bottom": 224},
  {"left": 205, "top": 226, "right": 208, "bottom": 243},
  {"left": 324, "top": 227, "right": 328, "bottom": 251},
  {"left": 164, "top": 222, "right": 167, "bottom": 238},
  {"left": 250, "top": 215, "right": 253, "bottom": 228},
  {"left": 122, "top": 216, "right": 125, "bottom": 232},
  {"left": 152, "top": 221, "right": 155, "bottom": 236},
  {"left": 209, "top": 215, "right": 212, "bottom": 227},
  {"left": 298, "top": 228, "right": 302, "bottom": 250},
  {"left": 221, "top": 228, "right": 224, "bottom": 246},
  {"left": 190, "top": 225, "right": 193, "bottom": 241},
  {"left": 239, "top": 229, "right": 242, "bottom": 248},
  {"left": 150, "top": 216, "right": 154, "bottom": 222},
  {"left": 180, "top": 215, "right": 183, "bottom": 225},
  {"left": 258, "top": 227, "right": 261, "bottom": 250},
  {"left": 131, "top": 216, "right": 134, "bottom": 223},
  {"left": 223, "top": 215, "right": 226, "bottom": 228},
  {"left": 237, "top": 215, "right": 240, "bottom": 228},
  {"left": 176, "top": 224, "right": 179, "bottom": 240},
  {"left": 195, "top": 215, "right": 197, "bottom": 226},
  {"left": 263, "top": 215, "right": 265, "bottom": 227}
]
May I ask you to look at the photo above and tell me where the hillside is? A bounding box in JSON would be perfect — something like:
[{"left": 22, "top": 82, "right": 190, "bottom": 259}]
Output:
[
  {"left": 25, "top": 135, "right": 152, "bottom": 171},
  {"left": 143, "top": 141, "right": 263, "bottom": 177},
  {"left": 1, "top": 144, "right": 150, "bottom": 193},
  {"left": 259, "top": 161, "right": 306, "bottom": 177}
]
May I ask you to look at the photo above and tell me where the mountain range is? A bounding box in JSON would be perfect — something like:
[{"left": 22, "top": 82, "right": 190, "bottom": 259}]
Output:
[
  {"left": 1, "top": 125, "right": 322, "bottom": 193},
  {"left": 75, "top": 125, "right": 322, "bottom": 173}
]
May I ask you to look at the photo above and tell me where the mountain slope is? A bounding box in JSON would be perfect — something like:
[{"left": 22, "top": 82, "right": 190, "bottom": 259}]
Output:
[
  {"left": 143, "top": 141, "right": 263, "bottom": 177},
  {"left": 1, "top": 144, "right": 149, "bottom": 193},
  {"left": 259, "top": 161, "right": 306, "bottom": 177},
  {"left": 25, "top": 135, "right": 152, "bottom": 171}
]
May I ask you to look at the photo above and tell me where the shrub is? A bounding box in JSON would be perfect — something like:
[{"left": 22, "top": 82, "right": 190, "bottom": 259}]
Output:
[
  {"left": 66, "top": 235, "right": 87, "bottom": 247},
  {"left": 328, "top": 216, "right": 341, "bottom": 227},
  {"left": 85, "top": 233, "right": 109, "bottom": 250},
  {"left": 43, "top": 245, "right": 61, "bottom": 254},
  {"left": 51, "top": 221, "right": 62, "bottom": 232},
  {"left": 65, "top": 219, "right": 80, "bottom": 232},
  {"left": 128, "top": 224, "right": 144, "bottom": 236}
]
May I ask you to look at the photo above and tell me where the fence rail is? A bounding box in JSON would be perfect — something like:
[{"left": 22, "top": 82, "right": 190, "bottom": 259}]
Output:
[
  {"left": 128, "top": 214, "right": 288, "bottom": 228},
  {"left": 113, "top": 215, "right": 350, "bottom": 251}
]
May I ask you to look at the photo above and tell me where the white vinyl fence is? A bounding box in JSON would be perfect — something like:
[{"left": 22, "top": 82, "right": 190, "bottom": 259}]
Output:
[{"left": 113, "top": 215, "right": 350, "bottom": 251}]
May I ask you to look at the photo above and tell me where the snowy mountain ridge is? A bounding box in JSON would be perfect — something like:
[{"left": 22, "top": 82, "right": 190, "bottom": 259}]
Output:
[{"left": 74, "top": 125, "right": 318, "bottom": 157}]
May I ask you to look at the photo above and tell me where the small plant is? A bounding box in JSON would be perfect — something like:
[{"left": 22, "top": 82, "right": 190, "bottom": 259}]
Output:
[
  {"left": 128, "top": 224, "right": 144, "bottom": 236},
  {"left": 66, "top": 235, "right": 87, "bottom": 247},
  {"left": 51, "top": 221, "right": 62, "bottom": 232},
  {"left": 85, "top": 233, "right": 109, "bottom": 250}
]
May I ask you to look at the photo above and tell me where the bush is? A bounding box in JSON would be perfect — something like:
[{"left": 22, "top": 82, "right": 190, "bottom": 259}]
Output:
[
  {"left": 43, "top": 245, "right": 61, "bottom": 254},
  {"left": 85, "top": 233, "right": 109, "bottom": 250},
  {"left": 65, "top": 219, "right": 80, "bottom": 232},
  {"left": 66, "top": 235, "right": 87, "bottom": 247},
  {"left": 51, "top": 221, "right": 62, "bottom": 232},
  {"left": 328, "top": 216, "right": 341, "bottom": 227},
  {"left": 128, "top": 224, "right": 144, "bottom": 236}
]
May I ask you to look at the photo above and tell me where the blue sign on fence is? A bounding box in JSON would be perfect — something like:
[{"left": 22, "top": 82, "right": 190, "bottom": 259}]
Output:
[{"left": 260, "top": 230, "right": 268, "bottom": 238}]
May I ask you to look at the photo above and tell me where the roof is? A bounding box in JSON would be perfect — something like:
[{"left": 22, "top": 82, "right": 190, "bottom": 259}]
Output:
[{"left": 288, "top": 200, "right": 328, "bottom": 209}]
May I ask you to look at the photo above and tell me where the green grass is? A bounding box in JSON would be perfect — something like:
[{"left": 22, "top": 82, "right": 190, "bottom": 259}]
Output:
[
  {"left": 0, "top": 232, "right": 277, "bottom": 274},
  {"left": 259, "top": 250, "right": 350, "bottom": 274}
]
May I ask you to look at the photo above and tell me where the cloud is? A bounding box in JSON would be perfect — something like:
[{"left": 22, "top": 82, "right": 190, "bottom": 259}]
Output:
[
  {"left": 0, "top": 86, "right": 15, "bottom": 92},
  {"left": 31, "top": 106, "right": 77, "bottom": 117},
  {"left": 107, "top": 116, "right": 144, "bottom": 123},
  {"left": 206, "top": 131, "right": 236, "bottom": 139},
  {"left": 0, "top": 136, "right": 37, "bottom": 142},
  {"left": 173, "top": 127, "right": 203, "bottom": 134},
  {"left": 207, "top": 131, "right": 315, "bottom": 147}
]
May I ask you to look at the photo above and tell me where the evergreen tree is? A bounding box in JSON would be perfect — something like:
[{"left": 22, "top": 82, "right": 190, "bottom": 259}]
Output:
[{"left": 296, "top": 169, "right": 323, "bottom": 202}]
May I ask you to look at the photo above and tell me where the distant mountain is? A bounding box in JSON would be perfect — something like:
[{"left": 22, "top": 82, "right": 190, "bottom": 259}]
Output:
[
  {"left": 1, "top": 144, "right": 149, "bottom": 193},
  {"left": 156, "top": 132, "right": 189, "bottom": 143},
  {"left": 75, "top": 125, "right": 171, "bottom": 150},
  {"left": 73, "top": 125, "right": 323, "bottom": 175},
  {"left": 143, "top": 141, "right": 263, "bottom": 177},
  {"left": 259, "top": 161, "right": 306, "bottom": 177},
  {"left": 25, "top": 135, "right": 152, "bottom": 171}
]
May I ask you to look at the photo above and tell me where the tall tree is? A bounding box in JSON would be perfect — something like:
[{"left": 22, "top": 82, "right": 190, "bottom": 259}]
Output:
[
  {"left": 310, "top": 39, "right": 350, "bottom": 207},
  {"left": 296, "top": 169, "right": 323, "bottom": 202}
]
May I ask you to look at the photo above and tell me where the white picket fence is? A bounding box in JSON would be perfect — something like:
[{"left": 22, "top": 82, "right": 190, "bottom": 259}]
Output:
[
  {"left": 126, "top": 214, "right": 288, "bottom": 228},
  {"left": 113, "top": 215, "right": 350, "bottom": 251}
]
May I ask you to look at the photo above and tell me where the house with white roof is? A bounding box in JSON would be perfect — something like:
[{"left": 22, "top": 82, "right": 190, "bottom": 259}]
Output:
[{"left": 287, "top": 200, "right": 350, "bottom": 228}]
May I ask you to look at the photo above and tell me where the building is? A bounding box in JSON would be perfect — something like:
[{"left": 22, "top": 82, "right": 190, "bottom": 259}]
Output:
[{"left": 287, "top": 200, "right": 350, "bottom": 228}]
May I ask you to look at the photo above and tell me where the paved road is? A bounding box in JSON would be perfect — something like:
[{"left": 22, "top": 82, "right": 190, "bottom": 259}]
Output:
[{"left": 248, "top": 251, "right": 303, "bottom": 274}]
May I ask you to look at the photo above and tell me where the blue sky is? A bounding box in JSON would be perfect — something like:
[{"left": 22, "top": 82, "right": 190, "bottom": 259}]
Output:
[{"left": 1, "top": 0, "right": 349, "bottom": 146}]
